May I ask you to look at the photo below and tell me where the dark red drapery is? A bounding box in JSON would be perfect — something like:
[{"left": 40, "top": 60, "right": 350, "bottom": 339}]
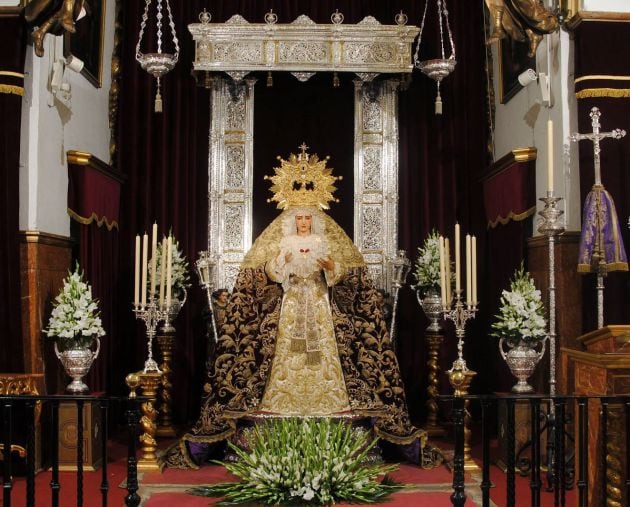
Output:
[
  {"left": 0, "top": 17, "right": 26, "bottom": 373},
  {"left": 115, "top": 0, "right": 489, "bottom": 424}
]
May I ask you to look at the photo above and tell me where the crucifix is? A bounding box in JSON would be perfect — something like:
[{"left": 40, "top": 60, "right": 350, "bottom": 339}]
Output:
[{"left": 570, "top": 106, "right": 627, "bottom": 328}]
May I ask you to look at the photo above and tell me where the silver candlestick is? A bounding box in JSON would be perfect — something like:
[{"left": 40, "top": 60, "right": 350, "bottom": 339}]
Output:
[
  {"left": 537, "top": 191, "right": 565, "bottom": 398},
  {"left": 442, "top": 290, "right": 478, "bottom": 373},
  {"left": 133, "top": 298, "right": 169, "bottom": 373},
  {"left": 389, "top": 250, "right": 411, "bottom": 352}
]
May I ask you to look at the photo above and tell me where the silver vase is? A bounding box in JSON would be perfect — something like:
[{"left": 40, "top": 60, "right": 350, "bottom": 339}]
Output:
[
  {"left": 499, "top": 337, "right": 546, "bottom": 393},
  {"left": 416, "top": 288, "right": 443, "bottom": 333},
  {"left": 54, "top": 338, "right": 101, "bottom": 394}
]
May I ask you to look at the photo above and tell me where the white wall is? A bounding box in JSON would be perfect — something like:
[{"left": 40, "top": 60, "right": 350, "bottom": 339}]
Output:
[
  {"left": 582, "top": 0, "right": 630, "bottom": 13},
  {"left": 19, "top": 0, "right": 116, "bottom": 237},
  {"left": 491, "top": 30, "right": 581, "bottom": 232}
]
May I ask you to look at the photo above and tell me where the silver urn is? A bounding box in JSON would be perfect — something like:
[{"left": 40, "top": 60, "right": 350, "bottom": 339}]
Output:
[
  {"left": 499, "top": 337, "right": 546, "bottom": 393},
  {"left": 416, "top": 287, "right": 443, "bottom": 333},
  {"left": 54, "top": 337, "right": 101, "bottom": 394},
  {"left": 162, "top": 287, "right": 187, "bottom": 333}
]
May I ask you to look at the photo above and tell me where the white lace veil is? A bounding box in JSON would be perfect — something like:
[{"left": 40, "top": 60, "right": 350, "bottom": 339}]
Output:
[{"left": 281, "top": 207, "right": 325, "bottom": 237}]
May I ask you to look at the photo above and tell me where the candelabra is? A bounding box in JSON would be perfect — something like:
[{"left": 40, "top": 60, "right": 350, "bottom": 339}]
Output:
[
  {"left": 443, "top": 289, "right": 478, "bottom": 471},
  {"left": 389, "top": 250, "right": 411, "bottom": 352},
  {"left": 133, "top": 298, "right": 169, "bottom": 374},
  {"left": 538, "top": 191, "right": 564, "bottom": 397},
  {"left": 537, "top": 191, "right": 565, "bottom": 491}
]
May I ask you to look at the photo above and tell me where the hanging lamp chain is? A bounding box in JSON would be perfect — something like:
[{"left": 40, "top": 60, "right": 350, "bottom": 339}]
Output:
[{"left": 136, "top": 0, "right": 180, "bottom": 62}]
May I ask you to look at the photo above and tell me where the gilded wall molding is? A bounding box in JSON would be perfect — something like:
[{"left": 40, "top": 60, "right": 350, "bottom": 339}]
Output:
[{"left": 108, "top": 0, "right": 122, "bottom": 166}]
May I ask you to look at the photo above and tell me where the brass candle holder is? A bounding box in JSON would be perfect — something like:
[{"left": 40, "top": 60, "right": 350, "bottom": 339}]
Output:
[{"left": 136, "top": 371, "right": 163, "bottom": 472}]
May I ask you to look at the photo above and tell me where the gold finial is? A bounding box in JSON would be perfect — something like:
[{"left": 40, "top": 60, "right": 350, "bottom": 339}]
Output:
[
  {"left": 126, "top": 373, "right": 140, "bottom": 398},
  {"left": 265, "top": 144, "right": 341, "bottom": 210}
]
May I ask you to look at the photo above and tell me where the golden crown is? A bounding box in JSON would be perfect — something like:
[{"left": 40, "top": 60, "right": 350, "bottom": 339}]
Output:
[{"left": 265, "top": 143, "right": 342, "bottom": 210}]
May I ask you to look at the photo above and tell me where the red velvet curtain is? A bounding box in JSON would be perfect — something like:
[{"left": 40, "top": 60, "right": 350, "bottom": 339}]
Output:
[
  {"left": 67, "top": 159, "right": 123, "bottom": 393},
  {"left": 574, "top": 22, "right": 630, "bottom": 331},
  {"left": 116, "top": 1, "right": 488, "bottom": 424},
  {"left": 0, "top": 17, "right": 26, "bottom": 373}
]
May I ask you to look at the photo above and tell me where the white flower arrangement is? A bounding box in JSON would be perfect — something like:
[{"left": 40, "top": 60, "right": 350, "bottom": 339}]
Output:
[
  {"left": 491, "top": 264, "right": 547, "bottom": 346},
  {"left": 150, "top": 235, "right": 191, "bottom": 296},
  {"left": 413, "top": 229, "right": 442, "bottom": 293},
  {"left": 46, "top": 264, "right": 105, "bottom": 349},
  {"left": 189, "top": 418, "right": 402, "bottom": 505}
]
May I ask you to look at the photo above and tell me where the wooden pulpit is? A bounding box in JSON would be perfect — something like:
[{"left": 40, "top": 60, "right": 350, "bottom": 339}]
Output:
[{"left": 562, "top": 325, "right": 630, "bottom": 507}]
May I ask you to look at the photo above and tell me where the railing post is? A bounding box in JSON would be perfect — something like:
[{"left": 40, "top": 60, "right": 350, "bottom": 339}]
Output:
[
  {"left": 530, "top": 397, "right": 541, "bottom": 507},
  {"left": 100, "top": 400, "right": 109, "bottom": 507},
  {"left": 506, "top": 398, "right": 515, "bottom": 507},
  {"left": 26, "top": 400, "right": 35, "bottom": 507},
  {"left": 450, "top": 396, "right": 466, "bottom": 506},
  {"left": 50, "top": 400, "right": 60, "bottom": 507},
  {"left": 577, "top": 397, "right": 588, "bottom": 507},
  {"left": 3, "top": 401, "right": 13, "bottom": 507},
  {"left": 77, "top": 399, "right": 84, "bottom": 507},
  {"left": 480, "top": 397, "right": 491, "bottom": 507},
  {"left": 125, "top": 397, "right": 141, "bottom": 507}
]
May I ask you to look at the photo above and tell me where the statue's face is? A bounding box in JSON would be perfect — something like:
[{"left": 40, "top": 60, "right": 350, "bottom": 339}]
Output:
[{"left": 295, "top": 214, "right": 312, "bottom": 235}]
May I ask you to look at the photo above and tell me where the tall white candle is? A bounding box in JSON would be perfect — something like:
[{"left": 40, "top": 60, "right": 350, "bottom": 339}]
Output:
[
  {"left": 134, "top": 235, "right": 140, "bottom": 307},
  {"left": 166, "top": 235, "right": 173, "bottom": 306},
  {"left": 466, "top": 234, "right": 472, "bottom": 305},
  {"left": 159, "top": 236, "right": 166, "bottom": 306},
  {"left": 141, "top": 233, "right": 148, "bottom": 307},
  {"left": 439, "top": 236, "right": 446, "bottom": 304},
  {"left": 472, "top": 235, "right": 477, "bottom": 305},
  {"left": 547, "top": 119, "right": 554, "bottom": 192},
  {"left": 444, "top": 238, "right": 451, "bottom": 304},
  {"left": 455, "top": 223, "right": 461, "bottom": 293},
  {"left": 150, "top": 223, "right": 158, "bottom": 299}
]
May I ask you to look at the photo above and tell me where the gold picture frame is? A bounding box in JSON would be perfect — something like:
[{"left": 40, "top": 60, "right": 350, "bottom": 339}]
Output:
[
  {"left": 64, "top": 0, "right": 106, "bottom": 88},
  {"left": 498, "top": 37, "right": 536, "bottom": 104}
]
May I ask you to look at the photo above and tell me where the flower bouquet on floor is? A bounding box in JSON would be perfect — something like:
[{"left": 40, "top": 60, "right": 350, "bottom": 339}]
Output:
[
  {"left": 492, "top": 263, "right": 547, "bottom": 393},
  {"left": 46, "top": 263, "right": 105, "bottom": 393},
  {"left": 188, "top": 418, "right": 403, "bottom": 505}
]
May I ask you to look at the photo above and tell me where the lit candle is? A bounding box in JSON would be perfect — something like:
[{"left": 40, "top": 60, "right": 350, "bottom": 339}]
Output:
[
  {"left": 159, "top": 236, "right": 166, "bottom": 306},
  {"left": 547, "top": 119, "right": 554, "bottom": 193},
  {"left": 134, "top": 235, "right": 140, "bottom": 307},
  {"left": 455, "top": 223, "right": 461, "bottom": 293},
  {"left": 444, "top": 238, "right": 451, "bottom": 304},
  {"left": 166, "top": 235, "right": 173, "bottom": 306},
  {"left": 150, "top": 223, "right": 158, "bottom": 300},
  {"left": 466, "top": 234, "right": 471, "bottom": 305},
  {"left": 141, "top": 233, "right": 148, "bottom": 307},
  {"left": 472, "top": 235, "right": 477, "bottom": 305},
  {"left": 439, "top": 236, "right": 446, "bottom": 304}
]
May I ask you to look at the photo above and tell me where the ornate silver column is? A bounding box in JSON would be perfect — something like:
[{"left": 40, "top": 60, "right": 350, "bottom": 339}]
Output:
[
  {"left": 353, "top": 79, "right": 400, "bottom": 292},
  {"left": 208, "top": 77, "right": 255, "bottom": 290}
]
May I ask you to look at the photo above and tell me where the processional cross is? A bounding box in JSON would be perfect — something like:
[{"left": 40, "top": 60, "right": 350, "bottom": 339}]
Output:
[{"left": 569, "top": 106, "right": 627, "bottom": 328}]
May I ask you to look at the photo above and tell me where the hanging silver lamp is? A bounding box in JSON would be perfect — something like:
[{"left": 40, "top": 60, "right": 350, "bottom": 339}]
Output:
[
  {"left": 413, "top": 0, "right": 456, "bottom": 115},
  {"left": 136, "top": 0, "right": 180, "bottom": 113}
]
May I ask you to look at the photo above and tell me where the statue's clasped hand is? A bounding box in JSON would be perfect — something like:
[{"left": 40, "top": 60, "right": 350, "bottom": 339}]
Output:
[{"left": 317, "top": 256, "right": 334, "bottom": 271}]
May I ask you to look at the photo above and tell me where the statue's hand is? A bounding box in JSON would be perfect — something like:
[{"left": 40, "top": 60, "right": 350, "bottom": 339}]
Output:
[
  {"left": 317, "top": 256, "right": 334, "bottom": 271},
  {"left": 284, "top": 251, "right": 293, "bottom": 263}
]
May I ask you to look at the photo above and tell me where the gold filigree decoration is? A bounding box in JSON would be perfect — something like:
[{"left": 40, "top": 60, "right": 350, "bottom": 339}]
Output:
[{"left": 265, "top": 143, "right": 342, "bottom": 210}]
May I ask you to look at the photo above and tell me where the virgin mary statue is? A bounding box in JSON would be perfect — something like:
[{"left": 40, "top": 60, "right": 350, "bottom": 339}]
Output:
[{"left": 165, "top": 147, "right": 426, "bottom": 469}]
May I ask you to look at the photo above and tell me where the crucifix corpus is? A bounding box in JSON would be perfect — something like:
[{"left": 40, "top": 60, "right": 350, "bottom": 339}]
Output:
[{"left": 570, "top": 106, "right": 628, "bottom": 329}]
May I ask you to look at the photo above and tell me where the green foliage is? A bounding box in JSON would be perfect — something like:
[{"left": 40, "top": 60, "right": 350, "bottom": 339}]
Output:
[{"left": 188, "top": 418, "right": 403, "bottom": 505}]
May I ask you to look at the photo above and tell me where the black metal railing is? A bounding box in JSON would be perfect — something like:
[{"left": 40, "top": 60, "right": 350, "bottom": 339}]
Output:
[
  {"left": 0, "top": 394, "right": 142, "bottom": 507},
  {"left": 447, "top": 394, "right": 630, "bottom": 507}
]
